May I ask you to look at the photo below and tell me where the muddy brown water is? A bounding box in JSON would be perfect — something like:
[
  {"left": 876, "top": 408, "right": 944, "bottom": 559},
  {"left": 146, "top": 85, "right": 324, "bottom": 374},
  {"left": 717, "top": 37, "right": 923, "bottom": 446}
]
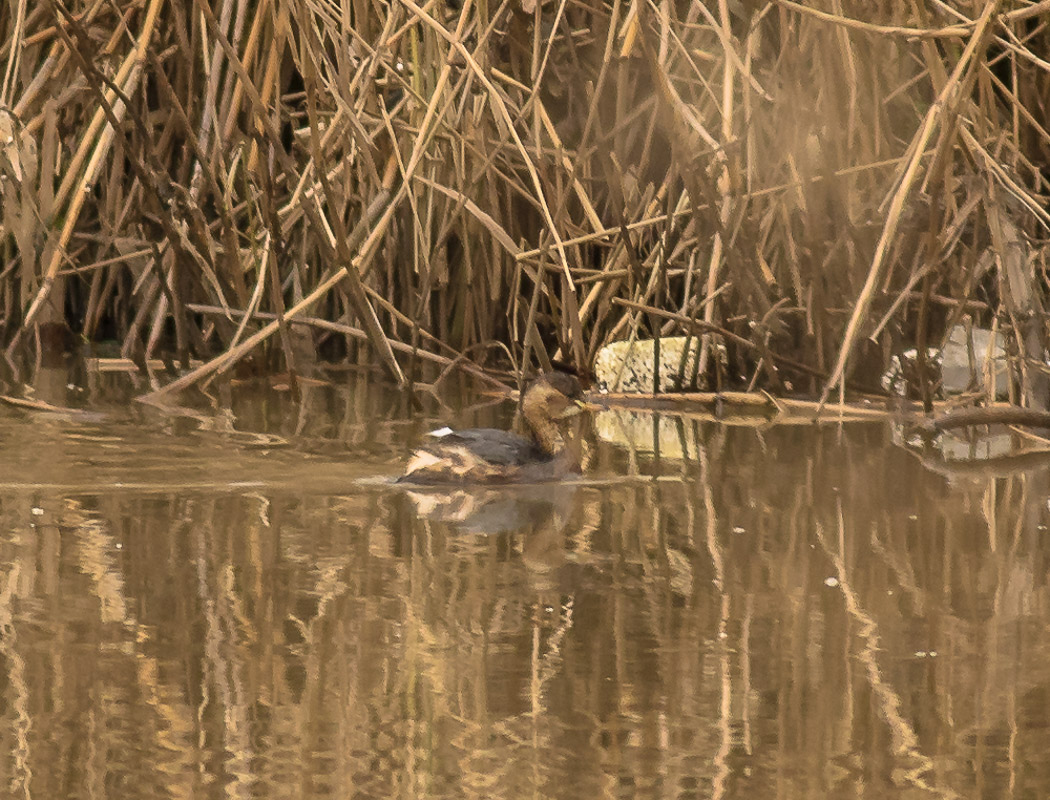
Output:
[{"left": 2, "top": 372, "right": 1050, "bottom": 799}]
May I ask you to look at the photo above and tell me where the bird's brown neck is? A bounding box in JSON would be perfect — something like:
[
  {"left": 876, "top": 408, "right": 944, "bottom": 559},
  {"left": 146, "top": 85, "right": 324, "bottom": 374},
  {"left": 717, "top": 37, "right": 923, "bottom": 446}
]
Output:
[{"left": 524, "top": 409, "right": 561, "bottom": 456}]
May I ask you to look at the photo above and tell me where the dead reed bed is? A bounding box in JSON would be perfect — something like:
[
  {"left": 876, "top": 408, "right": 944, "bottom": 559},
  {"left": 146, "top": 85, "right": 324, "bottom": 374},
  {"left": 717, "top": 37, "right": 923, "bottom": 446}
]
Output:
[{"left": 1, "top": 0, "right": 1048, "bottom": 400}]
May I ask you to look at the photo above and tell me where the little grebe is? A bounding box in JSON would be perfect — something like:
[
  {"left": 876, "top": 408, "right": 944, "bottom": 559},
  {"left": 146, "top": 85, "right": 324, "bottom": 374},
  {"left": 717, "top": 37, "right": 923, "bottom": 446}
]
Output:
[{"left": 399, "top": 372, "right": 586, "bottom": 484}]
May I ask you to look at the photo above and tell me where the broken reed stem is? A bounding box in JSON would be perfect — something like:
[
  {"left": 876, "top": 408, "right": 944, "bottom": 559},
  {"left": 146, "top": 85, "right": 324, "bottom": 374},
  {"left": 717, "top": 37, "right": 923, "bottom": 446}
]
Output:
[
  {"left": 612, "top": 297, "right": 827, "bottom": 381},
  {"left": 184, "top": 303, "right": 511, "bottom": 390},
  {"left": 513, "top": 152, "right": 924, "bottom": 262},
  {"left": 775, "top": 0, "right": 973, "bottom": 39}
]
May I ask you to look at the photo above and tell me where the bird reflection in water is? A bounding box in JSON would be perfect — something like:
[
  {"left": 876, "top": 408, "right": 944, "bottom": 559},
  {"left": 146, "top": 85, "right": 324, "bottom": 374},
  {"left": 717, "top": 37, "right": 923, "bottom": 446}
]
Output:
[
  {"left": 404, "top": 481, "right": 610, "bottom": 598},
  {"left": 403, "top": 483, "right": 577, "bottom": 535}
]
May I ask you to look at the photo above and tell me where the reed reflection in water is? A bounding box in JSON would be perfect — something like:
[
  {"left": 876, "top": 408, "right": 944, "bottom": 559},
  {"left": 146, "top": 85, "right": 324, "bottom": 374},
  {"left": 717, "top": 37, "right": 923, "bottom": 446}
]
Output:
[{"left": 1, "top": 409, "right": 1050, "bottom": 799}]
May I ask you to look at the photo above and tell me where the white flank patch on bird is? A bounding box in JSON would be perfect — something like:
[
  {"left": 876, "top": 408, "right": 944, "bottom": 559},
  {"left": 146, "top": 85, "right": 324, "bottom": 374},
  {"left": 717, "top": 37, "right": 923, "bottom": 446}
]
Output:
[
  {"left": 404, "top": 451, "right": 442, "bottom": 474},
  {"left": 427, "top": 427, "right": 454, "bottom": 437}
]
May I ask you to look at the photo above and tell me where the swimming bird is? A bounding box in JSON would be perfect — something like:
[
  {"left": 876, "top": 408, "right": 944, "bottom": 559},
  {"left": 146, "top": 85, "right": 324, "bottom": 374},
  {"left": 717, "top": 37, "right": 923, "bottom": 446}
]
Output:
[{"left": 399, "top": 372, "right": 586, "bottom": 484}]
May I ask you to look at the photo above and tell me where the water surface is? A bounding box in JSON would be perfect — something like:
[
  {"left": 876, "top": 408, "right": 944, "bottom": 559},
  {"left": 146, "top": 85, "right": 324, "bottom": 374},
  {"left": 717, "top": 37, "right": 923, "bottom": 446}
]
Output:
[{"left": 1, "top": 373, "right": 1049, "bottom": 799}]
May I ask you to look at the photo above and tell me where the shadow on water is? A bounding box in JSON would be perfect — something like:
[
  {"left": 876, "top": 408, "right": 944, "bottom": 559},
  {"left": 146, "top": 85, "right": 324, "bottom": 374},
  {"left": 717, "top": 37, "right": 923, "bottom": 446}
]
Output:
[{"left": 2, "top": 367, "right": 1050, "bottom": 799}]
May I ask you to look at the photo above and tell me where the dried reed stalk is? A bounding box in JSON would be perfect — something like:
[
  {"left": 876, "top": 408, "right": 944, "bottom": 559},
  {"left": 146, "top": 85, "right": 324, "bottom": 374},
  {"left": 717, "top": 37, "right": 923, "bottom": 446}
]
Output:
[{"left": 0, "top": 0, "right": 1046, "bottom": 401}]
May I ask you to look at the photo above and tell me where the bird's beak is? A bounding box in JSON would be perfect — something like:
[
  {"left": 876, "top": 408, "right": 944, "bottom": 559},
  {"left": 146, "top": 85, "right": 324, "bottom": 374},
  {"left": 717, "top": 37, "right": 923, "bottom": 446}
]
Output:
[
  {"left": 558, "top": 399, "right": 598, "bottom": 419},
  {"left": 557, "top": 403, "right": 583, "bottom": 419}
]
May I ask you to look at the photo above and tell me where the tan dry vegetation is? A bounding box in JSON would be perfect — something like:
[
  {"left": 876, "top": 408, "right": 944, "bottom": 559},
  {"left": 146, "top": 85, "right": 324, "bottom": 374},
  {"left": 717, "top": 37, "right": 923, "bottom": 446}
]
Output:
[{"left": 1, "top": 0, "right": 1048, "bottom": 400}]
